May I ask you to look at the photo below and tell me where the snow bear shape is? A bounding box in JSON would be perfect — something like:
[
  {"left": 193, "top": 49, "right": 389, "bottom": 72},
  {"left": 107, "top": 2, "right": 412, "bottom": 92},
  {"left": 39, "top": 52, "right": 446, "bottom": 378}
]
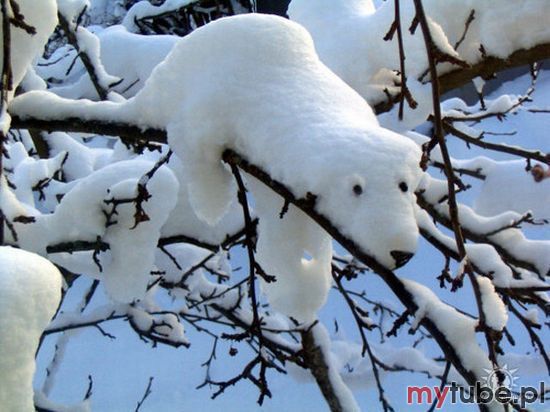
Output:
[{"left": 126, "top": 14, "right": 423, "bottom": 270}]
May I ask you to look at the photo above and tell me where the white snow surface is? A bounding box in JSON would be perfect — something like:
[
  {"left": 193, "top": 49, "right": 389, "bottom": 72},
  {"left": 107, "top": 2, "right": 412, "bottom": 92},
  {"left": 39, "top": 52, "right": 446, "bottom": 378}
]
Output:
[
  {"left": 402, "top": 278, "right": 506, "bottom": 411},
  {"left": 312, "top": 323, "right": 360, "bottom": 412},
  {"left": 473, "top": 160, "right": 550, "bottom": 220},
  {"left": 0, "top": 246, "right": 62, "bottom": 411}
]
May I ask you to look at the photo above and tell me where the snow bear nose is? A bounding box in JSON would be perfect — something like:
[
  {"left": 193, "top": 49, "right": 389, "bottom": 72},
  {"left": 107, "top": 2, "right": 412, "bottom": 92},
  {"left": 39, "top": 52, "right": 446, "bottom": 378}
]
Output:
[{"left": 390, "top": 250, "right": 414, "bottom": 268}]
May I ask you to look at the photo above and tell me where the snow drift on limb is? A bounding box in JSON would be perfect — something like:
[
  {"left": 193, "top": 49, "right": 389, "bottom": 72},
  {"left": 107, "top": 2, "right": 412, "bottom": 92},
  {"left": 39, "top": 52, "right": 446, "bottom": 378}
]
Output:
[
  {"left": 0, "top": 247, "right": 62, "bottom": 412},
  {"left": 11, "top": 160, "right": 179, "bottom": 303}
]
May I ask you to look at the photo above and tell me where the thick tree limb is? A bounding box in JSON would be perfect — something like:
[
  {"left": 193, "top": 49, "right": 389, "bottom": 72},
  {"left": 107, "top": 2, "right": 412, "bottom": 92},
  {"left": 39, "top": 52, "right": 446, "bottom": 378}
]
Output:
[
  {"left": 300, "top": 328, "right": 346, "bottom": 412},
  {"left": 374, "top": 42, "right": 550, "bottom": 114},
  {"left": 10, "top": 115, "right": 167, "bottom": 143},
  {"left": 439, "top": 43, "right": 550, "bottom": 95}
]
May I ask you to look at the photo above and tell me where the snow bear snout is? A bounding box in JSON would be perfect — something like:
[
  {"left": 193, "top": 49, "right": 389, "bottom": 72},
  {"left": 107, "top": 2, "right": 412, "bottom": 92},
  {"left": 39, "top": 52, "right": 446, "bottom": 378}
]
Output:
[
  {"left": 390, "top": 250, "right": 415, "bottom": 268},
  {"left": 363, "top": 209, "right": 419, "bottom": 270}
]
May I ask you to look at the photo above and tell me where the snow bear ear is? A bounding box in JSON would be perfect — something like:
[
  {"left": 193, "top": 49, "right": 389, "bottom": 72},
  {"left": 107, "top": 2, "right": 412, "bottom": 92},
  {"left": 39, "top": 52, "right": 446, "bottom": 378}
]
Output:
[{"left": 186, "top": 161, "right": 235, "bottom": 226}]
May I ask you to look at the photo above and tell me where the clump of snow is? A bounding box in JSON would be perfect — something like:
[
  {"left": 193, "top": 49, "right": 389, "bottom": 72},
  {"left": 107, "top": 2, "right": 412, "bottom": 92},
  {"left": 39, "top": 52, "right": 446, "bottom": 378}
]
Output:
[
  {"left": 251, "top": 178, "right": 332, "bottom": 324},
  {"left": 0, "top": 0, "right": 58, "bottom": 99},
  {"left": 10, "top": 160, "right": 179, "bottom": 303},
  {"left": 57, "top": 0, "right": 90, "bottom": 22},
  {"left": 477, "top": 276, "right": 508, "bottom": 331},
  {"left": 57, "top": 0, "right": 121, "bottom": 100},
  {"left": 5, "top": 141, "right": 67, "bottom": 208},
  {"left": 524, "top": 308, "right": 539, "bottom": 325},
  {"left": 44, "top": 25, "right": 177, "bottom": 100},
  {"left": 8, "top": 14, "right": 424, "bottom": 328},
  {"left": 403, "top": 279, "right": 494, "bottom": 384},
  {"left": 101, "top": 171, "right": 178, "bottom": 303},
  {"left": 418, "top": 173, "right": 550, "bottom": 282},
  {"left": 287, "top": 0, "right": 456, "bottom": 105},
  {"left": 0, "top": 246, "right": 62, "bottom": 411},
  {"left": 378, "top": 79, "right": 433, "bottom": 132},
  {"left": 34, "top": 392, "right": 91, "bottom": 412},
  {"left": 159, "top": 154, "right": 245, "bottom": 247}
]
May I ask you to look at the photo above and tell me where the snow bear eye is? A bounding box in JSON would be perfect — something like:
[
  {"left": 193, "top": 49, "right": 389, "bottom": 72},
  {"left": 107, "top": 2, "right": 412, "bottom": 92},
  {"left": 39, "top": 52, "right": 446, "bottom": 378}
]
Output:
[
  {"left": 352, "top": 184, "right": 363, "bottom": 196},
  {"left": 399, "top": 181, "right": 409, "bottom": 193}
]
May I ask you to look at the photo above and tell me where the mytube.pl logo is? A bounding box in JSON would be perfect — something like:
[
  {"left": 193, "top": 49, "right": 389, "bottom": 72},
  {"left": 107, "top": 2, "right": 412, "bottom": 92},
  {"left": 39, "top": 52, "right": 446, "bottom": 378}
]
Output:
[{"left": 406, "top": 365, "right": 547, "bottom": 409}]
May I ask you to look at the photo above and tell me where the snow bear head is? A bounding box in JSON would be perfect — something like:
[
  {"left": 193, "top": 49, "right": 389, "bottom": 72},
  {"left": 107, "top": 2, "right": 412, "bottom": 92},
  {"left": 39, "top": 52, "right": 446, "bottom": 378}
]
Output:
[{"left": 310, "top": 127, "right": 423, "bottom": 270}]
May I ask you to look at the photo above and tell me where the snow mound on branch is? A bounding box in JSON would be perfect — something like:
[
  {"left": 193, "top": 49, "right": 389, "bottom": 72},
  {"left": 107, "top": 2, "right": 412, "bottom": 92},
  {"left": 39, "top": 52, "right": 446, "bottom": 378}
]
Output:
[
  {"left": 13, "top": 160, "right": 178, "bottom": 303},
  {"left": 43, "top": 26, "right": 178, "bottom": 99},
  {"left": 0, "top": 246, "right": 62, "bottom": 411},
  {"left": 288, "top": 0, "right": 456, "bottom": 106},
  {"left": 288, "top": 0, "right": 550, "bottom": 107},
  {"left": 477, "top": 276, "right": 508, "bottom": 332},
  {"left": 0, "top": 0, "right": 57, "bottom": 98},
  {"left": 159, "top": 153, "right": 244, "bottom": 247},
  {"left": 402, "top": 279, "right": 495, "bottom": 383},
  {"left": 126, "top": 14, "right": 422, "bottom": 271}
]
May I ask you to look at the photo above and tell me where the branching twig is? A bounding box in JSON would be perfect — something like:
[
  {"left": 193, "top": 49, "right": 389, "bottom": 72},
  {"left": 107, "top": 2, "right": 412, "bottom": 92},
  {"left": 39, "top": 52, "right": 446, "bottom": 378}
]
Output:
[{"left": 135, "top": 377, "right": 154, "bottom": 412}]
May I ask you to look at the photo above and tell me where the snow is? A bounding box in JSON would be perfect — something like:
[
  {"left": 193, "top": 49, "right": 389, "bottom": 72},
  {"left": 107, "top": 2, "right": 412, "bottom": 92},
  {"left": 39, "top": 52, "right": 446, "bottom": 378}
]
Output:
[
  {"left": 402, "top": 279, "right": 496, "bottom": 389},
  {"left": 477, "top": 276, "right": 508, "bottom": 331},
  {"left": 1, "top": 3, "right": 548, "bottom": 411},
  {"left": 472, "top": 77, "right": 485, "bottom": 94},
  {"left": 0, "top": 0, "right": 57, "bottom": 100},
  {"left": 312, "top": 323, "right": 360, "bottom": 412},
  {"left": 10, "top": 159, "right": 179, "bottom": 303},
  {"left": 126, "top": 14, "right": 422, "bottom": 269},
  {"left": 34, "top": 392, "right": 91, "bottom": 412},
  {"left": 11, "top": 13, "right": 424, "bottom": 270},
  {"left": 251, "top": 177, "right": 333, "bottom": 324},
  {"left": 56, "top": 0, "right": 121, "bottom": 100},
  {"left": 524, "top": 308, "right": 539, "bottom": 325},
  {"left": 0, "top": 246, "right": 62, "bottom": 411},
  {"left": 378, "top": 79, "right": 433, "bottom": 132},
  {"left": 43, "top": 25, "right": 177, "bottom": 100},
  {"left": 288, "top": 0, "right": 550, "bottom": 107},
  {"left": 5, "top": 141, "right": 67, "bottom": 208},
  {"left": 57, "top": 0, "right": 90, "bottom": 23},
  {"left": 417, "top": 173, "right": 550, "bottom": 282}
]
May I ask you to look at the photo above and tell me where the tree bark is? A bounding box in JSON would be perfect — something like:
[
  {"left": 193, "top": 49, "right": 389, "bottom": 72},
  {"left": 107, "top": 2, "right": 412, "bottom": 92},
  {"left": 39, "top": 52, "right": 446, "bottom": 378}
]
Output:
[{"left": 301, "top": 328, "right": 345, "bottom": 412}]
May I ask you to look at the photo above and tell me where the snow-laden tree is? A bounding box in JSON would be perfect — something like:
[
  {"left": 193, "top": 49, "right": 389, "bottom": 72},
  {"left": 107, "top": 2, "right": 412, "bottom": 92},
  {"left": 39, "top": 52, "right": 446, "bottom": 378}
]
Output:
[{"left": 0, "top": 0, "right": 548, "bottom": 411}]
